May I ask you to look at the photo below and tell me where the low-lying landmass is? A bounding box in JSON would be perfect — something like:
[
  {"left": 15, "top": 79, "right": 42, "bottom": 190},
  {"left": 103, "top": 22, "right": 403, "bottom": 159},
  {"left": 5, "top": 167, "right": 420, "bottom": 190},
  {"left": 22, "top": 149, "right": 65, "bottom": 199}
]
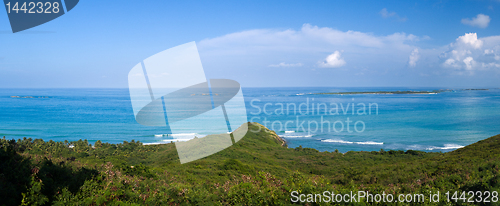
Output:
[
  {"left": 10, "top": 96, "right": 49, "bottom": 99},
  {"left": 315, "top": 90, "right": 443, "bottom": 95},
  {"left": 463, "top": 89, "right": 489, "bottom": 91},
  {"left": 1, "top": 122, "right": 499, "bottom": 205},
  {"left": 314, "top": 88, "right": 490, "bottom": 95}
]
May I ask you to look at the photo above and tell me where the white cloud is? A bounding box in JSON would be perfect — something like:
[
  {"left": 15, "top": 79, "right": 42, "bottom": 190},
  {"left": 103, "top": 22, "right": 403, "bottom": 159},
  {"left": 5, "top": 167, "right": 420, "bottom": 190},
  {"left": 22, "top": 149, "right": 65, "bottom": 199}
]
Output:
[
  {"left": 463, "top": 57, "right": 475, "bottom": 70},
  {"left": 457, "top": 33, "right": 483, "bottom": 49},
  {"left": 195, "top": 24, "right": 431, "bottom": 86},
  {"left": 461, "top": 14, "right": 491, "bottom": 28},
  {"left": 439, "top": 33, "right": 500, "bottom": 74},
  {"left": 197, "top": 23, "right": 425, "bottom": 73},
  {"left": 379, "top": 8, "right": 395, "bottom": 18},
  {"left": 192, "top": 23, "right": 500, "bottom": 87},
  {"left": 408, "top": 48, "right": 420, "bottom": 67},
  {"left": 198, "top": 24, "right": 423, "bottom": 54},
  {"left": 318, "top": 51, "right": 346, "bottom": 68},
  {"left": 268, "top": 62, "right": 303, "bottom": 67},
  {"left": 379, "top": 8, "right": 407, "bottom": 22}
]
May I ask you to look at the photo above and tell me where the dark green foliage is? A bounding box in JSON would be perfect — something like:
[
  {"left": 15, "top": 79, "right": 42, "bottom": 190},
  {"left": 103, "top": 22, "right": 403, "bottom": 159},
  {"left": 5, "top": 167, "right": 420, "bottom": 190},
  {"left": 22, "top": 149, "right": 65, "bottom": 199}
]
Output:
[
  {"left": 118, "top": 163, "right": 156, "bottom": 178},
  {"left": 0, "top": 139, "right": 32, "bottom": 206},
  {"left": 0, "top": 123, "right": 499, "bottom": 205},
  {"left": 0, "top": 137, "right": 98, "bottom": 206}
]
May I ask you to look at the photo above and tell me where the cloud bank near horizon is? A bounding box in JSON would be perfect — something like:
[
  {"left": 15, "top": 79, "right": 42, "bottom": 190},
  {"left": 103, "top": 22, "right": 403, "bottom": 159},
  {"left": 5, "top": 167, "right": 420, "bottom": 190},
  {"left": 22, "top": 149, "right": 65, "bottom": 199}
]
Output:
[
  {"left": 195, "top": 24, "right": 500, "bottom": 87},
  {"left": 198, "top": 24, "right": 421, "bottom": 70}
]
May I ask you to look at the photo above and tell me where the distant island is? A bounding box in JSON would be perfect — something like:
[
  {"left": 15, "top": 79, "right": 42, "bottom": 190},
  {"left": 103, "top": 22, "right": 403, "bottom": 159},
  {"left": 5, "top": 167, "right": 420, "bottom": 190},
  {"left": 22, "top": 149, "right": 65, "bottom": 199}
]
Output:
[
  {"left": 463, "top": 88, "right": 489, "bottom": 91},
  {"left": 10, "top": 96, "right": 49, "bottom": 98},
  {"left": 314, "top": 88, "right": 489, "bottom": 95}
]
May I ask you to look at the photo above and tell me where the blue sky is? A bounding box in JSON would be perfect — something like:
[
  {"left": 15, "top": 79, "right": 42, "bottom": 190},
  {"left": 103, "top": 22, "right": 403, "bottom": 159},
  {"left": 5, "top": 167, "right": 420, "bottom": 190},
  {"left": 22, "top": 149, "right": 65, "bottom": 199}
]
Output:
[{"left": 1, "top": 0, "right": 500, "bottom": 88}]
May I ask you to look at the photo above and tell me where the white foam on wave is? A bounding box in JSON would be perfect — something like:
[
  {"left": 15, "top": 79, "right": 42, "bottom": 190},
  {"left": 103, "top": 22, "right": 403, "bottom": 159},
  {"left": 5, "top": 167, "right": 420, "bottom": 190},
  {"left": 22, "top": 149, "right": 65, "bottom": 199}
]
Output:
[
  {"left": 280, "top": 135, "right": 313, "bottom": 138},
  {"left": 143, "top": 142, "right": 165, "bottom": 145},
  {"left": 162, "top": 139, "right": 192, "bottom": 142},
  {"left": 152, "top": 133, "right": 207, "bottom": 144},
  {"left": 284, "top": 131, "right": 295, "bottom": 133},
  {"left": 168, "top": 133, "right": 197, "bottom": 137},
  {"left": 321, "top": 139, "right": 384, "bottom": 145},
  {"left": 155, "top": 133, "right": 202, "bottom": 138},
  {"left": 355, "top": 141, "right": 384, "bottom": 145},
  {"left": 426, "top": 144, "right": 464, "bottom": 150},
  {"left": 321, "top": 139, "right": 353, "bottom": 144},
  {"left": 145, "top": 136, "right": 200, "bottom": 145}
]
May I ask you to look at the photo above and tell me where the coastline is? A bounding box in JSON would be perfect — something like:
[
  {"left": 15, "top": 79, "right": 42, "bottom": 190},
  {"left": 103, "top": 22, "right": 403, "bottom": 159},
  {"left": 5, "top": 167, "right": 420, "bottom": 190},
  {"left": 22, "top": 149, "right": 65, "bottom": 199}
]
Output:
[
  {"left": 313, "top": 88, "right": 490, "bottom": 95},
  {"left": 2, "top": 122, "right": 500, "bottom": 204}
]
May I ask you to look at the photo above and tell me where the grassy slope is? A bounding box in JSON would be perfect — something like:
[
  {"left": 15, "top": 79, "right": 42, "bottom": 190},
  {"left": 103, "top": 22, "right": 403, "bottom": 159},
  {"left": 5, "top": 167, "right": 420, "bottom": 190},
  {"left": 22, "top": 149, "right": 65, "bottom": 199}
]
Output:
[{"left": 1, "top": 122, "right": 499, "bottom": 205}]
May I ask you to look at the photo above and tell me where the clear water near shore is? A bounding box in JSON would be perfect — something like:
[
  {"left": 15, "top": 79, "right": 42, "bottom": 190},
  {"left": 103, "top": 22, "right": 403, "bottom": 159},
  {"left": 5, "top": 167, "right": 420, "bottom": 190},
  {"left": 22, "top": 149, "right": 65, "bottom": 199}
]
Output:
[{"left": 1, "top": 87, "right": 499, "bottom": 153}]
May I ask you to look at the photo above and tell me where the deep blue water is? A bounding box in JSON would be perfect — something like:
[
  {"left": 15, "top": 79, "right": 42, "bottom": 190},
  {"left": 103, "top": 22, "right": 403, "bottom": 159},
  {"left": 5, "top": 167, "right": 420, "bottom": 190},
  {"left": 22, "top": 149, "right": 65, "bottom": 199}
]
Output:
[{"left": 1, "top": 88, "right": 499, "bottom": 153}]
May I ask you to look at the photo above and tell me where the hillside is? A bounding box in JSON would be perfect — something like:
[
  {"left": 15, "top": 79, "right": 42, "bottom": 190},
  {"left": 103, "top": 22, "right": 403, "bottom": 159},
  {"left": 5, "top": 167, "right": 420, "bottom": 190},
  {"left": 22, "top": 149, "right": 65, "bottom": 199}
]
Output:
[{"left": 1, "top": 122, "right": 499, "bottom": 205}]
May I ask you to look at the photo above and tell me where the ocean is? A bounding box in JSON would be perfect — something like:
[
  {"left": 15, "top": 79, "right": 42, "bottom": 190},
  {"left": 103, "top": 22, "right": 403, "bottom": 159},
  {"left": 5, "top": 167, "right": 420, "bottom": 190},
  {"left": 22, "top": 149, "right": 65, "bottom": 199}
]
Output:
[{"left": 1, "top": 88, "right": 499, "bottom": 153}]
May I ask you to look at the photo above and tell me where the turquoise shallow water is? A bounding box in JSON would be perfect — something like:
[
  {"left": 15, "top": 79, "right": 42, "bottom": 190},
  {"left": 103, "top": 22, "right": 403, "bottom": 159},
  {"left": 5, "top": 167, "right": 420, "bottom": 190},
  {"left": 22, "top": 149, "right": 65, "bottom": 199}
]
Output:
[{"left": 1, "top": 88, "right": 499, "bottom": 153}]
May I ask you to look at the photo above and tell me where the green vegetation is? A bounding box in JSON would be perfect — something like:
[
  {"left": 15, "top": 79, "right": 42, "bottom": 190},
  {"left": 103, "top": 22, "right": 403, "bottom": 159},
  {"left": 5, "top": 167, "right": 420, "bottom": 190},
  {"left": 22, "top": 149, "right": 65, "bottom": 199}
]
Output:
[{"left": 1, "top": 122, "right": 500, "bottom": 205}]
